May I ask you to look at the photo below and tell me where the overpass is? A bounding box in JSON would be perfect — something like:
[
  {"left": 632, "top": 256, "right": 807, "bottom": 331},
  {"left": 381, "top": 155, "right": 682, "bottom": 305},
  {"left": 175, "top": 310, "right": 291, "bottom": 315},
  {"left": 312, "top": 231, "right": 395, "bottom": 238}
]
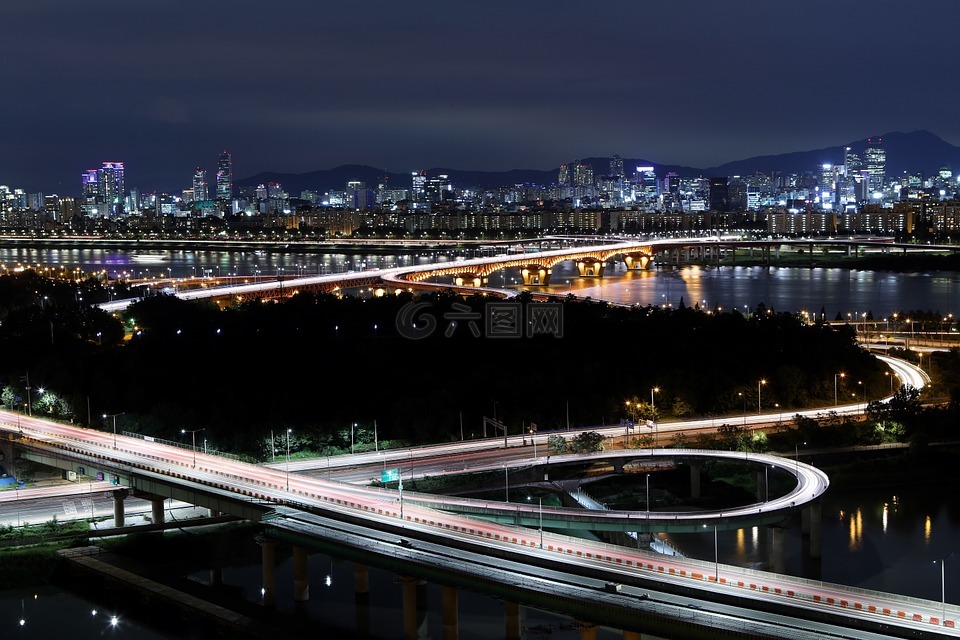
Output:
[{"left": 0, "top": 361, "right": 955, "bottom": 639}]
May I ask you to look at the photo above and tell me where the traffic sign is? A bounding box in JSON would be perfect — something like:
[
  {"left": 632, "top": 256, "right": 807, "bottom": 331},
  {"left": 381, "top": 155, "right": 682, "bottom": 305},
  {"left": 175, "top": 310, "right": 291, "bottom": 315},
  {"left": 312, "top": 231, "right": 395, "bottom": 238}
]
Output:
[{"left": 382, "top": 467, "right": 400, "bottom": 483}]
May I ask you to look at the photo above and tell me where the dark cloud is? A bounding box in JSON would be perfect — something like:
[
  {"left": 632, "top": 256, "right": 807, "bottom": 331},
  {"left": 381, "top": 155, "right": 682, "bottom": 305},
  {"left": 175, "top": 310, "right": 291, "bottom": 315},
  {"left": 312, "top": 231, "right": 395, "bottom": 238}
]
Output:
[{"left": 1, "top": 0, "right": 958, "bottom": 193}]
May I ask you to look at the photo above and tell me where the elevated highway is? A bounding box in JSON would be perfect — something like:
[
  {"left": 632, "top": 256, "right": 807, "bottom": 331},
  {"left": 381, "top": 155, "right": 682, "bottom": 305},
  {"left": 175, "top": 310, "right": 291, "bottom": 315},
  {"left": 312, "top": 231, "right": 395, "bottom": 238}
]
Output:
[{"left": 0, "top": 351, "right": 954, "bottom": 639}]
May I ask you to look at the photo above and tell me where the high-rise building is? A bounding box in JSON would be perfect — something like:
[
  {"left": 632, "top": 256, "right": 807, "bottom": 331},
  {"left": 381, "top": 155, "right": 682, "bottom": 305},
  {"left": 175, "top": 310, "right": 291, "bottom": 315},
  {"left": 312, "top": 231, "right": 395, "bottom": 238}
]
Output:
[
  {"left": 216, "top": 150, "right": 233, "bottom": 201},
  {"left": 610, "top": 154, "right": 624, "bottom": 180},
  {"left": 709, "top": 177, "right": 729, "bottom": 211},
  {"left": 100, "top": 162, "right": 125, "bottom": 215},
  {"left": 411, "top": 171, "right": 426, "bottom": 201},
  {"left": 864, "top": 138, "right": 886, "bottom": 193},
  {"left": 558, "top": 164, "right": 570, "bottom": 186},
  {"left": 193, "top": 167, "right": 208, "bottom": 201},
  {"left": 574, "top": 162, "right": 593, "bottom": 187},
  {"left": 81, "top": 162, "right": 124, "bottom": 216}
]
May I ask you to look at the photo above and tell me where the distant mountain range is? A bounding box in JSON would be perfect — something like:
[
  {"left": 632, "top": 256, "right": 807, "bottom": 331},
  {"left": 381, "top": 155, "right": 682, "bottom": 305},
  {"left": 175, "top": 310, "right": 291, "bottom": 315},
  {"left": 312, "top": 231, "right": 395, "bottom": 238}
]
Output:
[{"left": 235, "top": 130, "right": 960, "bottom": 196}]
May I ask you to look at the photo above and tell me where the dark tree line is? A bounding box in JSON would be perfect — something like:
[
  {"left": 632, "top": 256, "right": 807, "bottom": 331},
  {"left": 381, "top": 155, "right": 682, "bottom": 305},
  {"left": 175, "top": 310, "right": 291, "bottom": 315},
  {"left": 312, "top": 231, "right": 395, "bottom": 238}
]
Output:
[{"left": 0, "top": 271, "right": 900, "bottom": 459}]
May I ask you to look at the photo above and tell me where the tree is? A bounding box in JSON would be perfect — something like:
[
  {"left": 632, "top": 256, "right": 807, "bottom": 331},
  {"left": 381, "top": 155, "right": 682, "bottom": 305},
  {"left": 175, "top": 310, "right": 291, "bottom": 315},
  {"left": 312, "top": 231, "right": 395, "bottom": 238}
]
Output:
[
  {"left": 547, "top": 434, "right": 568, "bottom": 454},
  {"left": 570, "top": 431, "right": 604, "bottom": 453}
]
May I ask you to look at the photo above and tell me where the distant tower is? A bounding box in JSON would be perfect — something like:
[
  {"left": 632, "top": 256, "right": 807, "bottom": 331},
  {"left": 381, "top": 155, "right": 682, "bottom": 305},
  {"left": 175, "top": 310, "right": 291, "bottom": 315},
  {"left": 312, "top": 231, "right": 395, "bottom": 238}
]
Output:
[
  {"left": 216, "top": 150, "right": 233, "bottom": 201},
  {"left": 411, "top": 170, "right": 426, "bottom": 201},
  {"left": 864, "top": 138, "right": 886, "bottom": 193},
  {"left": 98, "top": 162, "right": 125, "bottom": 215},
  {"left": 558, "top": 164, "right": 570, "bottom": 186},
  {"left": 609, "top": 154, "right": 624, "bottom": 180},
  {"left": 709, "top": 177, "right": 729, "bottom": 211},
  {"left": 193, "top": 167, "right": 208, "bottom": 201}
]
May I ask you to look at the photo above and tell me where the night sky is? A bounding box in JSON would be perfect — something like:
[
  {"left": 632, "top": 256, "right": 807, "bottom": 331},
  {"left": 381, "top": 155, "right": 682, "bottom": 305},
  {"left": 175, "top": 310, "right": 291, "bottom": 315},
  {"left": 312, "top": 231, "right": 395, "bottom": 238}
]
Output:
[{"left": 3, "top": 0, "right": 958, "bottom": 194}]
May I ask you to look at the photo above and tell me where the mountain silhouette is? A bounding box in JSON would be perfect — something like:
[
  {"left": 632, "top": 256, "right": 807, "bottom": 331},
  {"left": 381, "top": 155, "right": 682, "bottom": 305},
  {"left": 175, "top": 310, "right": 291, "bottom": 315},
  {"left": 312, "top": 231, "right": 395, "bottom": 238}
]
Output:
[{"left": 235, "top": 130, "right": 960, "bottom": 196}]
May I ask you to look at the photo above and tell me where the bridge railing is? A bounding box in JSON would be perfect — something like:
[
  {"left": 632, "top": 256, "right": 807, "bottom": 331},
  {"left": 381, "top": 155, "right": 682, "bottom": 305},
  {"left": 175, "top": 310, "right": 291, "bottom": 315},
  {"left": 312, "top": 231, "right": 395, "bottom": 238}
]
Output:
[{"left": 120, "top": 431, "right": 243, "bottom": 462}]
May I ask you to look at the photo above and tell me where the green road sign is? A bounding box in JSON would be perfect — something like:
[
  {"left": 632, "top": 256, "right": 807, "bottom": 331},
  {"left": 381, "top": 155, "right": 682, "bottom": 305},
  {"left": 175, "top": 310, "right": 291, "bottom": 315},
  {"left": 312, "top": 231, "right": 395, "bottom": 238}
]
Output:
[{"left": 382, "top": 467, "right": 400, "bottom": 483}]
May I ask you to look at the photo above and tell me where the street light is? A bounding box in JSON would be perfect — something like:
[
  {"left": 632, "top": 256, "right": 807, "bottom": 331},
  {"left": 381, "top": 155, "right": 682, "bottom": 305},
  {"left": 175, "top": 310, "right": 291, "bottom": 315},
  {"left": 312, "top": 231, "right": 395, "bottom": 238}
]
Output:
[
  {"left": 286, "top": 428, "right": 292, "bottom": 491},
  {"left": 181, "top": 428, "right": 205, "bottom": 468},
  {"left": 103, "top": 413, "right": 123, "bottom": 449},
  {"left": 757, "top": 379, "right": 766, "bottom": 414},
  {"left": 704, "top": 524, "right": 718, "bottom": 582},
  {"left": 834, "top": 372, "right": 846, "bottom": 407},
  {"left": 774, "top": 403, "right": 781, "bottom": 425},
  {"left": 795, "top": 441, "right": 806, "bottom": 472},
  {"left": 645, "top": 473, "right": 650, "bottom": 516},
  {"left": 738, "top": 392, "right": 746, "bottom": 426},
  {"left": 936, "top": 555, "right": 953, "bottom": 625}
]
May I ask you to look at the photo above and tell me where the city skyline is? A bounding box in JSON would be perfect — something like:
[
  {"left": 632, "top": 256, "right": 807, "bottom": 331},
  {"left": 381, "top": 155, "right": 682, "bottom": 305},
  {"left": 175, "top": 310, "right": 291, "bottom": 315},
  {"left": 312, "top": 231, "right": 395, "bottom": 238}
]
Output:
[{"left": 2, "top": 1, "right": 958, "bottom": 194}]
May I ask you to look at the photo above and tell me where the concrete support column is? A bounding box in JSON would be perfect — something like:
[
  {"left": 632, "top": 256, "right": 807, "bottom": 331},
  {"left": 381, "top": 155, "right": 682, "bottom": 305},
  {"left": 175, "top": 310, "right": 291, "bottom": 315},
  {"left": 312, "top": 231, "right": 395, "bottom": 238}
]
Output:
[
  {"left": 808, "top": 499, "right": 822, "bottom": 559},
  {"left": 690, "top": 462, "right": 702, "bottom": 500},
  {"left": 259, "top": 538, "right": 277, "bottom": 608},
  {"left": 577, "top": 621, "right": 598, "bottom": 640},
  {"left": 355, "top": 564, "right": 370, "bottom": 637},
  {"left": 756, "top": 469, "right": 767, "bottom": 503},
  {"left": 401, "top": 577, "right": 428, "bottom": 640},
  {"left": 771, "top": 526, "right": 787, "bottom": 574},
  {"left": 505, "top": 601, "right": 521, "bottom": 640},
  {"left": 150, "top": 497, "right": 165, "bottom": 524},
  {"left": 441, "top": 584, "right": 458, "bottom": 640},
  {"left": 112, "top": 489, "right": 127, "bottom": 527},
  {"left": 293, "top": 545, "right": 310, "bottom": 602}
]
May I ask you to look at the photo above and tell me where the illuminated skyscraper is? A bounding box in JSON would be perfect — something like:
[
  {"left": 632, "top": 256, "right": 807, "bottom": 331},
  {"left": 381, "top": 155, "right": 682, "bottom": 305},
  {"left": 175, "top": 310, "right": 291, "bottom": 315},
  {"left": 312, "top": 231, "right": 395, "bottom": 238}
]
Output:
[
  {"left": 558, "top": 164, "right": 570, "bottom": 186},
  {"left": 216, "top": 150, "right": 233, "bottom": 201},
  {"left": 100, "top": 163, "right": 125, "bottom": 214},
  {"left": 411, "top": 170, "right": 426, "bottom": 201},
  {"left": 864, "top": 138, "right": 886, "bottom": 193},
  {"left": 193, "top": 167, "right": 208, "bottom": 201}
]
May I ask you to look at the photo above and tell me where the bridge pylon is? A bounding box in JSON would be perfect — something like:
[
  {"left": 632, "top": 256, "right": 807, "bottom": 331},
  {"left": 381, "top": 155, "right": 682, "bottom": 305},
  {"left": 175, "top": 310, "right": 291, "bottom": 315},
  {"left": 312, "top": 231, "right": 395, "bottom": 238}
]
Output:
[
  {"left": 622, "top": 252, "right": 653, "bottom": 270},
  {"left": 576, "top": 258, "right": 605, "bottom": 278},
  {"left": 520, "top": 265, "right": 552, "bottom": 286}
]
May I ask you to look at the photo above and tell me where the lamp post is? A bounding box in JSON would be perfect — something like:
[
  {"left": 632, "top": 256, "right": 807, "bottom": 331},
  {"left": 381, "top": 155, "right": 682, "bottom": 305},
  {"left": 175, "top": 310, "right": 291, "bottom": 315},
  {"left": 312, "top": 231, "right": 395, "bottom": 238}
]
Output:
[
  {"left": 738, "top": 392, "right": 746, "bottom": 426},
  {"left": 351, "top": 422, "right": 356, "bottom": 454},
  {"left": 102, "top": 413, "right": 123, "bottom": 449},
  {"left": 286, "top": 428, "right": 292, "bottom": 491},
  {"left": 758, "top": 379, "right": 766, "bottom": 414},
  {"left": 504, "top": 466, "right": 509, "bottom": 503},
  {"left": 704, "top": 524, "right": 718, "bottom": 582},
  {"left": 645, "top": 474, "right": 650, "bottom": 516},
  {"left": 857, "top": 381, "right": 865, "bottom": 414},
  {"left": 795, "top": 441, "right": 806, "bottom": 472},
  {"left": 834, "top": 372, "right": 845, "bottom": 407},
  {"left": 181, "top": 428, "right": 205, "bottom": 468}
]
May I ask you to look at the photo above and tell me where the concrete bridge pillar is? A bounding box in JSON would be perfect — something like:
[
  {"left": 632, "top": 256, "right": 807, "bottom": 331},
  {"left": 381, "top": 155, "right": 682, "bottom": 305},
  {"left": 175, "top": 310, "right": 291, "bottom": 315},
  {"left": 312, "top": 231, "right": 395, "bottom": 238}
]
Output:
[
  {"left": 623, "top": 253, "right": 651, "bottom": 270},
  {"left": 150, "top": 496, "right": 165, "bottom": 524},
  {"left": 771, "top": 526, "right": 787, "bottom": 574},
  {"left": 756, "top": 469, "right": 767, "bottom": 502},
  {"left": 807, "top": 500, "right": 822, "bottom": 559},
  {"left": 577, "top": 621, "right": 598, "bottom": 640},
  {"left": 520, "top": 266, "right": 551, "bottom": 286},
  {"left": 355, "top": 564, "right": 370, "bottom": 637},
  {"left": 112, "top": 489, "right": 127, "bottom": 527},
  {"left": 775, "top": 247, "right": 780, "bottom": 261},
  {"left": 576, "top": 259, "right": 605, "bottom": 277},
  {"left": 401, "top": 576, "right": 428, "bottom": 640},
  {"left": 453, "top": 273, "right": 486, "bottom": 288},
  {"left": 505, "top": 601, "right": 521, "bottom": 640},
  {"left": 441, "top": 584, "right": 458, "bottom": 640},
  {"left": 689, "top": 462, "right": 702, "bottom": 500},
  {"left": 293, "top": 545, "right": 310, "bottom": 602},
  {"left": 259, "top": 538, "right": 277, "bottom": 608}
]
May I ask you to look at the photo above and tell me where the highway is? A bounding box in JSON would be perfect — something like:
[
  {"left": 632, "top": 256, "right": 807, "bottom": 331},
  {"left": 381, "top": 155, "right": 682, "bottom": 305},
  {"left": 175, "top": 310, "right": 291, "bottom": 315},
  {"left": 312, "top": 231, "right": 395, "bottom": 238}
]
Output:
[{"left": 0, "top": 359, "right": 957, "bottom": 639}]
